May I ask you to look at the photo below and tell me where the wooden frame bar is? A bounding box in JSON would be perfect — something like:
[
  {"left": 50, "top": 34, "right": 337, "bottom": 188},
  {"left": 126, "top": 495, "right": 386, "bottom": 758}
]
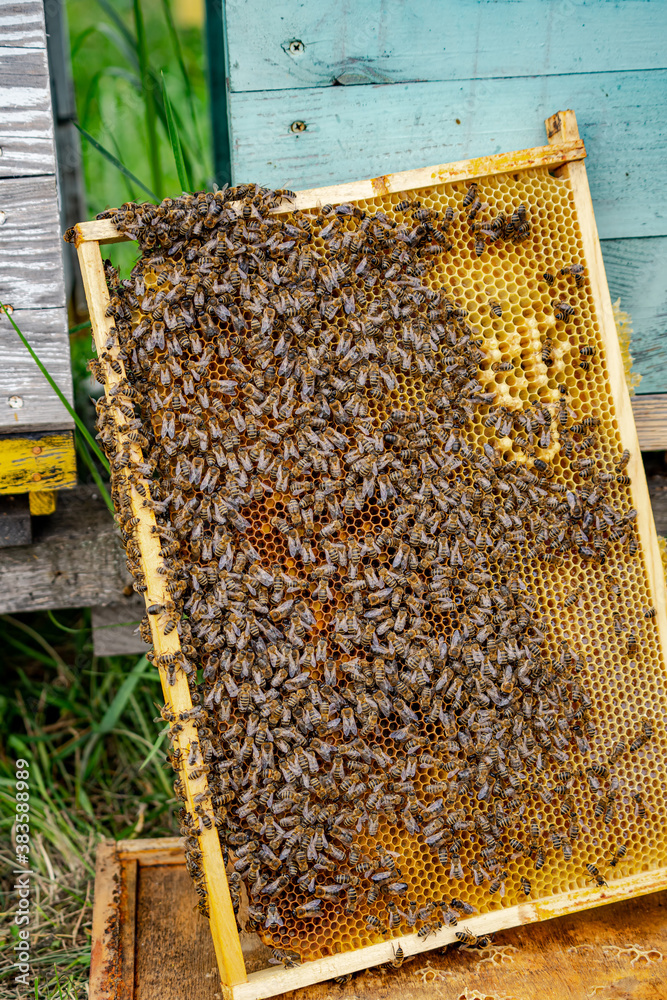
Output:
[
  {"left": 545, "top": 109, "right": 667, "bottom": 674},
  {"left": 78, "top": 111, "right": 667, "bottom": 1000},
  {"left": 76, "top": 239, "right": 247, "bottom": 990},
  {"left": 72, "top": 138, "right": 586, "bottom": 247}
]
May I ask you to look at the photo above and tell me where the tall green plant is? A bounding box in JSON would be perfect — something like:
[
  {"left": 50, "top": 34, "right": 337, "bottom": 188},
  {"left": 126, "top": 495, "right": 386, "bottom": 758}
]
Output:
[
  {"left": 133, "top": 0, "right": 163, "bottom": 200},
  {"left": 162, "top": 72, "right": 188, "bottom": 192}
]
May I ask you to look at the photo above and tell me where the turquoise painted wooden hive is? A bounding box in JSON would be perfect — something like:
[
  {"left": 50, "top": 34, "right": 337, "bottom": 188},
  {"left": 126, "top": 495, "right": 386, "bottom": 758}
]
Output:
[{"left": 217, "top": 0, "right": 667, "bottom": 409}]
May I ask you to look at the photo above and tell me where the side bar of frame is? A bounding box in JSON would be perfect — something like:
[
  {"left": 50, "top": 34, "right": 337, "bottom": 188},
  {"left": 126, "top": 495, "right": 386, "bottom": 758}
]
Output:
[
  {"left": 75, "top": 238, "right": 248, "bottom": 989},
  {"left": 545, "top": 111, "right": 667, "bottom": 668}
]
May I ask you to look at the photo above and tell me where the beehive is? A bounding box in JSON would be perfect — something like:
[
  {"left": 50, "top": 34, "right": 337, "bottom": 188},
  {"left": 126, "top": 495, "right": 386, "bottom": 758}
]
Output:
[{"left": 73, "top": 112, "right": 667, "bottom": 999}]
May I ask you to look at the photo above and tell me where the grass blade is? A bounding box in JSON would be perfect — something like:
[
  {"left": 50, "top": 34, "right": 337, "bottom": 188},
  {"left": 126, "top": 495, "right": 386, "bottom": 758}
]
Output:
[
  {"left": 160, "top": 0, "right": 206, "bottom": 165},
  {"left": 134, "top": 0, "right": 163, "bottom": 200},
  {"left": 75, "top": 433, "right": 114, "bottom": 515},
  {"left": 47, "top": 610, "right": 85, "bottom": 635},
  {"left": 74, "top": 123, "right": 157, "bottom": 200},
  {"left": 2, "top": 615, "right": 73, "bottom": 682},
  {"left": 96, "top": 656, "right": 150, "bottom": 735},
  {"left": 0, "top": 304, "right": 110, "bottom": 472},
  {"left": 68, "top": 320, "right": 92, "bottom": 335},
  {"left": 109, "top": 130, "right": 139, "bottom": 202},
  {"left": 96, "top": 0, "right": 138, "bottom": 54},
  {"left": 161, "top": 72, "right": 188, "bottom": 192}
]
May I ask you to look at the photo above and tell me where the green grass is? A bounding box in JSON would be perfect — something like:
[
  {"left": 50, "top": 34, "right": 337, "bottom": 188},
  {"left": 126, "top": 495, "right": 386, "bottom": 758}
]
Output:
[
  {"left": 0, "top": 5, "right": 210, "bottom": 995},
  {"left": 68, "top": 0, "right": 211, "bottom": 275},
  {"left": 0, "top": 610, "right": 179, "bottom": 999}
]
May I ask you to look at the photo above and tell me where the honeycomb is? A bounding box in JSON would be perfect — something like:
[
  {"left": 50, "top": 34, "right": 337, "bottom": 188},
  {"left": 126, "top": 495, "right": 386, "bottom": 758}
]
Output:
[{"left": 89, "top": 170, "right": 666, "bottom": 966}]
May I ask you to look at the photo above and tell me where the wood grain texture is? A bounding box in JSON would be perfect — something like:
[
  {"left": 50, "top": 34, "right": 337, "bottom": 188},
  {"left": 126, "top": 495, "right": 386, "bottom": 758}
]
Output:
[
  {"left": 631, "top": 395, "right": 667, "bottom": 451},
  {"left": 0, "top": 134, "right": 55, "bottom": 176},
  {"left": 89, "top": 841, "right": 121, "bottom": 1000},
  {"left": 0, "top": 492, "right": 30, "bottom": 546},
  {"left": 224, "top": 0, "right": 667, "bottom": 92},
  {"left": 134, "top": 865, "right": 222, "bottom": 1000},
  {"left": 228, "top": 72, "right": 667, "bottom": 239},
  {"left": 102, "top": 842, "right": 667, "bottom": 1000},
  {"left": 0, "top": 484, "right": 131, "bottom": 613},
  {"left": 648, "top": 476, "right": 667, "bottom": 537},
  {"left": 75, "top": 136, "right": 587, "bottom": 234},
  {"left": 0, "top": 430, "right": 75, "bottom": 494},
  {"left": 0, "top": 177, "right": 66, "bottom": 308},
  {"left": 116, "top": 838, "right": 187, "bottom": 866},
  {"left": 0, "top": 309, "right": 74, "bottom": 431},
  {"left": 77, "top": 237, "right": 247, "bottom": 988},
  {"left": 0, "top": 0, "right": 46, "bottom": 48},
  {"left": 602, "top": 237, "right": 667, "bottom": 395},
  {"left": 0, "top": 45, "right": 53, "bottom": 137},
  {"left": 91, "top": 592, "right": 150, "bottom": 658},
  {"left": 119, "top": 861, "right": 137, "bottom": 1000}
]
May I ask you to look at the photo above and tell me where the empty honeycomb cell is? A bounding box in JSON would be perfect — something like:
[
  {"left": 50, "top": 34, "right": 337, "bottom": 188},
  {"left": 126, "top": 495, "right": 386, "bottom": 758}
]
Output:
[{"left": 92, "top": 168, "right": 667, "bottom": 965}]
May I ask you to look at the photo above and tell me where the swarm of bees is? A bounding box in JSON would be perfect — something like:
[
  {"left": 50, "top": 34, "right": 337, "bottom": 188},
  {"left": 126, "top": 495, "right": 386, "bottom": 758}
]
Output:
[{"left": 84, "top": 178, "right": 657, "bottom": 963}]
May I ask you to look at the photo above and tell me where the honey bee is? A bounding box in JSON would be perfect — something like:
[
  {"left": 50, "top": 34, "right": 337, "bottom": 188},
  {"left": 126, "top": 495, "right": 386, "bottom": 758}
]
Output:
[
  {"left": 585, "top": 863, "right": 607, "bottom": 887},
  {"left": 390, "top": 944, "right": 405, "bottom": 968},
  {"left": 462, "top": 182, "right": 478, "bottom": 207},
  {"left": 607, "top": 843, "right": 627, "bottom": 868}
]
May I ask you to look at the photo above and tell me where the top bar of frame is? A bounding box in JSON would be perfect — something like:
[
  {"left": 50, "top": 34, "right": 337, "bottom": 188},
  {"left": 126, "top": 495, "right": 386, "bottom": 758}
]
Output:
[{"left": 72, "top": 136, "right": 586, "bottom": 246}]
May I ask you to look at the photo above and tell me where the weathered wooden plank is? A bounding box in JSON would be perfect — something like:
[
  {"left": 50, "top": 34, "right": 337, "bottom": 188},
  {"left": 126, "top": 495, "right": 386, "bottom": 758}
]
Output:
[
  {"left": 647, "top": 475, "right": 667, "bottom": 538},
  {"left": 0, "top": 484, "right": 130, "bottom": 613},
  {"left": 0, "top": 309, "right": 73, "bottom": 431},
  {"left": 0, "top": 492, "right": 30, "bottom": 546},
  {"left": 0, "top": 177, "right": 66, "bottom": 308},
  {"left": 0, "top": 430, "right": 76, "bottom": 494},
  {"left": 91, "top": 592, "right": 150, "bottom": 658},
  {"left": 116, "top": 837, "right": 186, "bottom": 865},
  {"left": 229, "top": 71, "right": 667, "bottom": 240},
  {"left": 0, "top": 46, "right": 53, "bottom": 137},
  {"left": 0, "top": 134, "right": 55, "bottom": 176},
  {"left": 0, "top": 0, "right": 46, "bottom": 48},
  {"left": 631, "top": 395, "right": 667, "bottom": 452},
  {"left": 89, "top": 842, "right": 121, "bottom": 1000},
  {"left": 119, "top": 860, "right": 137, "bottom": 1000},
  {"left": 224, "top": 0, "right": 667, "bottom": 92},
  {"left": 601, "top": 236, "right": 667, "bottom": 395}
]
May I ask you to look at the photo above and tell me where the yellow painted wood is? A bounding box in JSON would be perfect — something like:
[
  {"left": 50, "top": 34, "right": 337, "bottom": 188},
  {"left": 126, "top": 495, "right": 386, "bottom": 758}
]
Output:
[
  {"left": 0, "top": 431, "right": 76, "bottom": 495},
  {"left": 29, "top": 489, "right": 56, "bottom": 515},
  {"left": 76, "top": 238, "right": 248, "bottom": 990}
]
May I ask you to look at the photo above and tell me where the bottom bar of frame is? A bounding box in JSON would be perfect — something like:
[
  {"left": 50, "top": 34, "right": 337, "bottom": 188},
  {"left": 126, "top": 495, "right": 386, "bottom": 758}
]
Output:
[{"left": 223, "top": 866, "right": 667, "bottom": 1000}]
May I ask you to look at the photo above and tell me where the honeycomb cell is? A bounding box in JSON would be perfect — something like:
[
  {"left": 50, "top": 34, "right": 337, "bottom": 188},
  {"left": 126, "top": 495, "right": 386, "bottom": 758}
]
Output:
[{"left": 95, "top": 172, "right": 666, "bottom": 964}]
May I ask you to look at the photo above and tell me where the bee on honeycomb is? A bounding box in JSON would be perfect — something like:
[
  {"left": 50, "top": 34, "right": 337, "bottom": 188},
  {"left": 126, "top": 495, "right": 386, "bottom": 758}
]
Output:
[{"left": 86, "top": 173, "right": 663, "bottom": 963}]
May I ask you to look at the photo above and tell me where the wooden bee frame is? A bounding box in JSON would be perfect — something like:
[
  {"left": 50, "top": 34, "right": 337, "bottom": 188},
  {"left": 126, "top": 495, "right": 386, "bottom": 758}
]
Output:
[{"left": 74, "top": 111, "right": 667, "bottom": 1000}]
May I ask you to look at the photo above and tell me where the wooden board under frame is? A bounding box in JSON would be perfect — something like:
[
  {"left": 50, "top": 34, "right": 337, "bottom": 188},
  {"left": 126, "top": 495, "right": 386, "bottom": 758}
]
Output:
[
  {"left": 72, "top": 111, "right": 667, "bottom": 1000},
  {"left": 89, "top": 835, "right": 667, "bottom": 1000}
]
